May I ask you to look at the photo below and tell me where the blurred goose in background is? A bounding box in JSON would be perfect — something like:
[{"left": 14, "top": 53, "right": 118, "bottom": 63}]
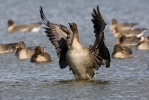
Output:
[
  {"left": 117, "top": 35, "right": 141, "bottom": 47},
  {"left": 40, "top": 6, "right": 111, "bottom": 80},
  {"left": 31, "top": 46, "right": 52, "bottom": 63},
  {"left": 8, "top": 19, "right": 42, "bottom": 33},
  {"left": 113, "top": 27, "right": 147, "bottom": 38},
  {"left": 109, "top": 18, "right": 138, "bottom": 33},
  {"left": 112, "top": 44, "right": 133, "bottom": 58},
  {"left": 15, "top": 41, "right": 35, "bottom": 59},
  {"left": 0, "top": 43, "right": 18, "bottom": 53},
  {"left": 136, "top": 36, "right": 149, "bottom": 50}
]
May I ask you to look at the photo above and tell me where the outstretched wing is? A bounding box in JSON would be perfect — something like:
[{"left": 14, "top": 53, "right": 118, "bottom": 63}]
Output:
[
  {"left": 89, "top": 6, "right": 111, "bottom": 70},
  {"left": 40, "top": 7, "right": 72, "bottom": 69}
]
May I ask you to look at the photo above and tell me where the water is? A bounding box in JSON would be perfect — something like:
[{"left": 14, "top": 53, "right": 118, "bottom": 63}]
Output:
[{"left": 0, "top": 0, "right": 149, "bottom": 100}]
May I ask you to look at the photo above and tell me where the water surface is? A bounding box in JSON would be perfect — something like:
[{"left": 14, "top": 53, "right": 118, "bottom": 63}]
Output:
[{"left": 0, "top": 0, "right": 149, "bottom": 100}]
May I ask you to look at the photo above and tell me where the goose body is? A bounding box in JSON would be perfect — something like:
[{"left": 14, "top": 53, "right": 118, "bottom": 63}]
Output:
[
  {"left": 0, "top": 43, "right": 17, "bottom": 53},
  {"left": 8, "top": 19, "right": 42, "bottom": 33},
  {"left": 110, "top": 18, "right": 138, "bottom": 32},
  {"left": 136, "top": 37, "right": 149, "bottom": 50},
  {"left": 15, "top": 41, "right": 35, "bottom": 59},
  {"left": 66, "top": 45, "right": 94, "bottom": 79},
  {"left": 118, "top": 35, "right": 141, "bottom": 47},
  {"left": 113, "top": 27, "right": 147, "bottom": 38},
  {"left": 31, "top": 46, "right": 52, "bottom": 63},
  {"left": 112, "top": 44, "right": 133, "bottom": 58},
  {"left": 40, "top": 6, "right": 111, "bottom": 80}
]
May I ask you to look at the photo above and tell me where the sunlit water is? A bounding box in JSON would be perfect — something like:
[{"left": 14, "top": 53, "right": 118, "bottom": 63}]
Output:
[{"left": 0, "top": 0, "right": 149, "bottom": 100}]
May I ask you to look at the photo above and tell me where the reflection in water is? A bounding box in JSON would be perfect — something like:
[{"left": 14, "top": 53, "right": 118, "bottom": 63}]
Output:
[{"left": 54, "top": 79, "right": 110, "bottom": 86}]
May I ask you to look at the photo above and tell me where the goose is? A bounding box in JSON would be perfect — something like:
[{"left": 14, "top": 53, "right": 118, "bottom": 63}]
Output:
[
  {"left": 109, "top": 18, "right": 138, "bottom": 33},
  {"left": 117, "top": 35, "right": 141, "bottom": 47},
  {"left": 113, "top": 27, "right": 147, "bottom": 38},
  {"left": 8, "top": 19, "right": 42, "bottom": 33},
  {"left": 136, "top": 36, "right": 149, "bottom": 50},
  {"left": 31, "top": 46, "right": 52, "bottom": 63},
  {"left": 15, "top": 41, "right": 35, "bottom": 59},
  {"left": 0, "top": 43, "right": 17, "bottom": 53},
  {"left": 40, "top": 6, "right": 111, "bottom": 80},
  {"left": 112, "top": 44, "right": 133, "bottom": 58}
]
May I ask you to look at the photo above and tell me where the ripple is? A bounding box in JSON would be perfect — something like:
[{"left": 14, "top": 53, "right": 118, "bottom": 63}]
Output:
[{"left": 0, "top": 0, "right": 149, "bottom": 99}]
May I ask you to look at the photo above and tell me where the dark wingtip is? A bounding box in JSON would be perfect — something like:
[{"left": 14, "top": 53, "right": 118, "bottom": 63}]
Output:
[
  {"left": 40, "top": 6, "right": 43, "bottom": 12},
  {"left": 39, "top": 6, "right": 50, "bottom": 26},
  {"left": 91, "top": 5, "right": 106, "bottom": 34},
  {"left": 39, "top": 6, "right": 42, "bottom": 16},
  {"left": 96, "top": 5, "right": 99, "bottom": 11},
  {"left": 39, "top": 6, "right": 43, "bottom": 21}
]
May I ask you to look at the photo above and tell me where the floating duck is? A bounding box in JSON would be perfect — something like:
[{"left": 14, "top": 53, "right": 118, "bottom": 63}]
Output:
[
  {"left": 0, "top": 43, "right": 17, "bottom": 53},
  {"left": 8, "top": 19, "right": 42, "bottom": 33},
  {"left": 31, "top": 46, "right": 52, "bottom": 63},
  {"left": 112, "top": 44, "right": 133, "bottom": 58},
  {"left": 15, "top": 41, "right": 35, "bottom": 59}
]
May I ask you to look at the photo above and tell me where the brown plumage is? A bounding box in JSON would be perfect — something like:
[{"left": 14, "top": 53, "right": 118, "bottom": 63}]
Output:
[
  {"left": 113, "top": 27, "right": 147, "bottom": 38},
  {"left": 15, "top": 41, "right": 35, "bottom": 60},
  {"left": 112, "top": 44, "right": 133, "bottom": 58},
  {"left": 31, "top": 46, "right": 52, "bottom": 63},
  {"left": 117, "top": 35, "right": 141, "bottom": 47},
  {"left": 40, "top": 6, "right": 110, "bottom": 80},
  {"left": 8, "top": 19, "right": 42, "bottom": 33},
  {"left": 136, "top": 37, "right": 149, "bottom": 50},
  {"left": 0, "top": 43, "right": 18, "bottom": 53},
  {"left": 109, "top": 18, "right": 138, "bottom": 32}
]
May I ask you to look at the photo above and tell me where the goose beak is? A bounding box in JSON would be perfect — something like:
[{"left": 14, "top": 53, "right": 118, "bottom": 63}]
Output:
[{"left": 16, "top": 45, "right": 19, "bottom": 49}]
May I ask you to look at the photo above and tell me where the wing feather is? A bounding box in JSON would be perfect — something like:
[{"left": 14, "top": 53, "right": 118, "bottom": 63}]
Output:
[
  {"left": 40, "top": 6, "right": 72, "bottom": 68},
  {"left": 89, "top": 6, "right": 111, "bottom": 69}
]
